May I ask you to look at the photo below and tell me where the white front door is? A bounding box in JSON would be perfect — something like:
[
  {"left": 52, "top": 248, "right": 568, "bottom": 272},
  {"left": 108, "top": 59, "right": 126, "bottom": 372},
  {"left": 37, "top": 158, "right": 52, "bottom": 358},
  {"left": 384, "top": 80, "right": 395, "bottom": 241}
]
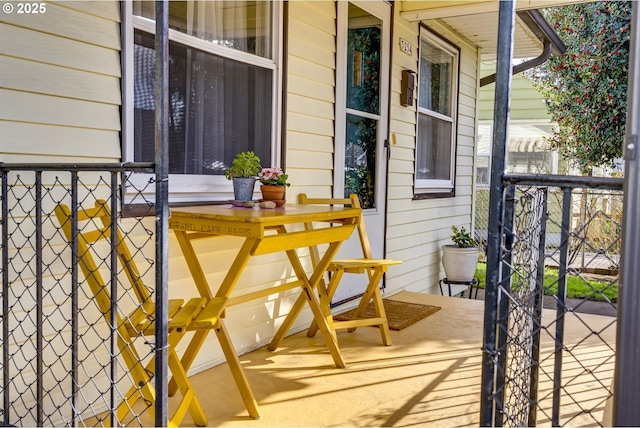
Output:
[{"left": 333, "top": 1, "right": 390, "bottom": 304}]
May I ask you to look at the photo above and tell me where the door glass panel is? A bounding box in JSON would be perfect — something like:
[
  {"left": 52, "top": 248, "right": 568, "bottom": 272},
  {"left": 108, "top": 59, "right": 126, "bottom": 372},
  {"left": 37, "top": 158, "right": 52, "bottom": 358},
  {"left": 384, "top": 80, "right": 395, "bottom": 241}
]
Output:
[
  {"left": 344, "top": 4, "right": 381, "bottom": 209},
  {"left": 346, "top": 7, "right": 380, "bottom": 113},
  {"left": 345, "top": 114, "right": 377, "bottom": 208}
]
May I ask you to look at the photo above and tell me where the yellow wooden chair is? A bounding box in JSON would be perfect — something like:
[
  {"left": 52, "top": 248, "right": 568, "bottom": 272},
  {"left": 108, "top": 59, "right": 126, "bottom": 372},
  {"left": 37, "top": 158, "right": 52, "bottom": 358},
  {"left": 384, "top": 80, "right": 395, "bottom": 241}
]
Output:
[
  {"left": 299, "top": 193, "right": 402, "bottom": 346},
  {"left": 55, "top": 200, "right": 226, "bottom": 427}
]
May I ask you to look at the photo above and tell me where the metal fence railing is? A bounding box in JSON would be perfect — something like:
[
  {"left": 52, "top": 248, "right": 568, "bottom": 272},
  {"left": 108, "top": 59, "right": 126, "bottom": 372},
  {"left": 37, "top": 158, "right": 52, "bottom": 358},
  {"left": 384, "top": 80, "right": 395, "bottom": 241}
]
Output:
[
  {"left": 1, "top": 162, "right": 624, "bottom": 427},
  {"left": 475, "top": 185, "right": 622, "bottom": 273},
  {"left": 0, "top": 163, "right": 162, "bottom": 427},
  {"left": 480, "top": 174, "right": 622, "bottom": 427}
]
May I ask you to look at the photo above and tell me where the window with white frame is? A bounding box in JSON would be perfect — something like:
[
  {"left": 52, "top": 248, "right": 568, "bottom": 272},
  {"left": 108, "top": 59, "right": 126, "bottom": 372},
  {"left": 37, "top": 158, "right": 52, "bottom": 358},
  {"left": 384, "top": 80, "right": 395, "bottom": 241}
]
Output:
[
  {"left": 415, "top": 28, "right": 459, "bottom": 196},
  {"left": 126, "top": 1, "right": 281, "bottom": 202}
]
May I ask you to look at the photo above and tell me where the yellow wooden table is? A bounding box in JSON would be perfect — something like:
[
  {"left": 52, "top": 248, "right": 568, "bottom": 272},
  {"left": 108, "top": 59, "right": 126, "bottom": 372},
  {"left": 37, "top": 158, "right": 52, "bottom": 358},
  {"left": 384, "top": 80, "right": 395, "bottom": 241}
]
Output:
[{"left": 169, "top": 203, "right": 361, "bottom": 419}]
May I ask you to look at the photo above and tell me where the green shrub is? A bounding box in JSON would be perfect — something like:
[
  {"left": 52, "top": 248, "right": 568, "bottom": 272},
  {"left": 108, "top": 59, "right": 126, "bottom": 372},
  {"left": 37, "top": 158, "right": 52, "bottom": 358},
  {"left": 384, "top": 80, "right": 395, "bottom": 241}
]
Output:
[{"left": 474, "top": 262, "right": 618, "bottom": 302}]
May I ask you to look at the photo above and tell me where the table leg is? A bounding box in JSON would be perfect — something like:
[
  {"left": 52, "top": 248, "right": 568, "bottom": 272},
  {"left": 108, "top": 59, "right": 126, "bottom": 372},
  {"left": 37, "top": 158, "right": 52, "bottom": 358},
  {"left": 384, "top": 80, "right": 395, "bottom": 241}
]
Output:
[
  {"left": 267, "top": 226, "right": 320, "bottom": 351},
  {"left": 215, "top": 321, "right": 261, "bottom": 419},
  {"left": 171, "top": 230, "right": 260, "bottom": 417},
  {"left": 306, "top": 268, "right": 345, "bottom": 338},
  {"left": 270, "top": 241, "right": 346, "bottom": 368},
  {"left": 267, "top": 292, "right": 308, "bottom": 351},
  {"left": 174, "top": 231, "right": 214, "bottom": 299}
]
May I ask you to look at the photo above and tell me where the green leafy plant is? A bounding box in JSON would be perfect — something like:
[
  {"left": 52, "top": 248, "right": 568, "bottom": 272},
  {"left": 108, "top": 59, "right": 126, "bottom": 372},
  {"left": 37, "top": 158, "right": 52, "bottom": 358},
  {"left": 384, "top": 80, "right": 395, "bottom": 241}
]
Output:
[
  {"left": 526, "top": 1, "right": 631, "bottom": 172},
  {"left": 450, "top": 225, "right": 478, "bottom": 248},
  {"left": 258, "top": 167, "right": 290, "bottom": 186},
  {"left": 224, "top": 151, "right": 261, "bottom": 179}
]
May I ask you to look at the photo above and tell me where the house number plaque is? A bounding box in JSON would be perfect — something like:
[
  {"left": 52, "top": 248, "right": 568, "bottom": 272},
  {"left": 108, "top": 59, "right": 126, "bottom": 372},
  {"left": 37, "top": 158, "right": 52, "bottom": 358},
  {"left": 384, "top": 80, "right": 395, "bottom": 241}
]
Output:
[{"left": 399, "top": 38, "right": 413, "bottom": 56}]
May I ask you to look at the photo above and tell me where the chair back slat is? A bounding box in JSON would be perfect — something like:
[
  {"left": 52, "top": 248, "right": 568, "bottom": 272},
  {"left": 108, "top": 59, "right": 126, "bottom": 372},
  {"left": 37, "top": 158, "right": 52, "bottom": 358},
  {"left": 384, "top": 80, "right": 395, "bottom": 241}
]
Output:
[{"left": 298, "top": 193, "right": 373, "bottom": 261}]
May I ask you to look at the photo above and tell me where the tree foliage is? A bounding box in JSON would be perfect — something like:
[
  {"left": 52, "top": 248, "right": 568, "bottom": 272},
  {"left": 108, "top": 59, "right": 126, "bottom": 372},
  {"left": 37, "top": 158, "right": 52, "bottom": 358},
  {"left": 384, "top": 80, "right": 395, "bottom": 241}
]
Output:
[{"left": 526, "top": 1, "right": 631, "bottom": 173}]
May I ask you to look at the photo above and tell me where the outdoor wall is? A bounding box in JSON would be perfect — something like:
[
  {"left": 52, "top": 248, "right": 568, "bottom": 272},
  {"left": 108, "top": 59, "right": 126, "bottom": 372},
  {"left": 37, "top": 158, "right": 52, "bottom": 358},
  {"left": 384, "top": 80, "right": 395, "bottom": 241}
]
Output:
[
  {"left": 0, "top": 0, "right": 342, "bottom": 380},
  {"left": 0, "top": 0, "right": 482, "bottom": 381},
  {"left": 170, "top": 0, "right": 340, "bottom": 373},
  {"left": 479, "top": 61, "right": 550, "bottom": 121},
  {"left": 285, "top": 1, "right": 337, "bottom": 198},
  {"left": 384, "top": 12, "right": 480, "bottom": 296},
  {"left": 0, "top": 1, "right": 122, "bottom": 163},
  {"left": 0, "top": 4, "right": 125, "bottom": 423}
]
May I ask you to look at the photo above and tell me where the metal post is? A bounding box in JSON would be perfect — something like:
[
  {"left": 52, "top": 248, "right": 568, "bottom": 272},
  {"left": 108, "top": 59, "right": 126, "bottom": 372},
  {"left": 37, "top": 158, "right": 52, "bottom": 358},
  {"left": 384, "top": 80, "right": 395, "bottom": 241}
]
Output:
[
  {"left": 494, "top": 184, "right": 516, "bottom": 427},
  {"left": 528, "top": 188, "right": 548, "bottom": 427},
  {"left": 154, "top": 1, "right": 170, "bottom": 426},
  {"left": 1, "top": 171, "right": 9, "bottom": 426},
  {"left": 35, "top": 171, "right": 43, "bottom": 426},
  {"left": 552, "top": 187, "right": 572, "bottom": 426},
  {"left": 480, "top": 1, "right": 516, "bottom": 425},
  {"left": 614, "top": 1, "right": 640, "bottom": 425},
  {"left": 70, "top": 172, "right": 79, "bottom": 426},
  {"left": 109, "top": 173, "right": 119, "bottom": 426}
]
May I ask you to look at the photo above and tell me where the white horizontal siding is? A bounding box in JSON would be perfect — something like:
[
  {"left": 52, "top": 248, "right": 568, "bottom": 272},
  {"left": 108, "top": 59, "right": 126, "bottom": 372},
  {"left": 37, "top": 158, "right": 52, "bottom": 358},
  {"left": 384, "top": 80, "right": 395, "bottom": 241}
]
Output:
[
  {"left": 286, "top": 1, "right": 337, "bottom": 198},
  {"left": 0, "top": 89, "right": 120, "bottom": 131},
  {"left": 0, "top": 5, "right": 123, "bottom": 419},
  {"left": 385, "top": 15, "right": 479, "bottom": 296},
  {"left": 1, "top": 1, "right": 120, "bottom": 49},
  {"left": 57, "top": 0, "right": 120, "bottom": 22},
  {"left": 0, "top": 56, "right": 121, "bottom": 104},
  {"left": 0, "top": 23, "right": 121, "bottom": 76},
  {"left": 0, "top": 122, "right": 119, "bottom": 158},
  {"left": 0, "top": 1, "right": 122, "bottom": 163},
  {"left": 479, "top": 63, "right": 551, "bottom": 121}
]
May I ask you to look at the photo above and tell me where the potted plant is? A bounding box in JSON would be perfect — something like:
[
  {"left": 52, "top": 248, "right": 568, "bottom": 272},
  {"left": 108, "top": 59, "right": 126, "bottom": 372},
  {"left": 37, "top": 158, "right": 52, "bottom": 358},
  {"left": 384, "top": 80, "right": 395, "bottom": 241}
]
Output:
[
  {"left": 441, "top": 225, "right": 479, "bottom": 282},
  {"left": 225, "top": 151, "right": 261, "bottom": 201},
  {"left": 258, "top": 167, "right": 290, "bottom": 206}
]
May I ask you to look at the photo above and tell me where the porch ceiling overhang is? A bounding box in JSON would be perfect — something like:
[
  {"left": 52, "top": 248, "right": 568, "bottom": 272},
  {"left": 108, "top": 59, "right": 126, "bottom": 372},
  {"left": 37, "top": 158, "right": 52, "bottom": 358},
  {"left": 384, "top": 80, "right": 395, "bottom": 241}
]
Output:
[{"left": 399, "top": 0, "right": 575, "bottom": 59}]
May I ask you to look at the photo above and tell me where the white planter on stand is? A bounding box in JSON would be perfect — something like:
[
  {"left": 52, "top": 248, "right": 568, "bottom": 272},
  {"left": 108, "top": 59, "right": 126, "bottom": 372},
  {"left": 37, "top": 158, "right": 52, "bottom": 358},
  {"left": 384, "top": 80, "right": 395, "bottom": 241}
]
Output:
[{"left": 441, "top": 245, "right": 479, "bottom": 282}]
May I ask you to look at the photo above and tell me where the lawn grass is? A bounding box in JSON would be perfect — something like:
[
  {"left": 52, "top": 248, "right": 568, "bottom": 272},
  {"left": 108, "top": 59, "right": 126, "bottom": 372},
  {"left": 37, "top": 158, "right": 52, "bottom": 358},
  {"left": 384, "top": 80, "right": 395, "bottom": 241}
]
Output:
[{"left": 474, "top": 262, "right": 618, "bottom": 302}]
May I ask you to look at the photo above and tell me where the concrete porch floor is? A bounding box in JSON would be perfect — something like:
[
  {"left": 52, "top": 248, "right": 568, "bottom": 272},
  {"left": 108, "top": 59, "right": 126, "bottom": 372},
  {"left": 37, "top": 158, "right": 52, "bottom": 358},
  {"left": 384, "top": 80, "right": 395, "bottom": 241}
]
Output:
[{"left": 172, "top": 291, "right": 616, "bottom": 427}]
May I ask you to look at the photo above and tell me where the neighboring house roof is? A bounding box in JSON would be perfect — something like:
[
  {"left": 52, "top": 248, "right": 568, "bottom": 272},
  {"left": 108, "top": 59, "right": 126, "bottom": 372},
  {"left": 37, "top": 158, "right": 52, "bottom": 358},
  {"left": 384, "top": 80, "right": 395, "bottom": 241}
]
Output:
[
  {"left": 399, "top": 0, "right": 574, "bottom": 59},
  {"left": 478, "top": 122, "right": 553, "bottom": 155}
]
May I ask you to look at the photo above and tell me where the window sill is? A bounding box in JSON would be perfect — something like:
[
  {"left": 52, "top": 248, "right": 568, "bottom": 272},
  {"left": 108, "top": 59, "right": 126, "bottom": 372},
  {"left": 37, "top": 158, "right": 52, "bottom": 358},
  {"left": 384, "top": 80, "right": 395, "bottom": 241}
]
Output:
[
  {"left": 122, "top": 200, "right": 229, "bottom": 218},
  {"left": 413, "top": 190, "right": 455, "bottom": 200}
]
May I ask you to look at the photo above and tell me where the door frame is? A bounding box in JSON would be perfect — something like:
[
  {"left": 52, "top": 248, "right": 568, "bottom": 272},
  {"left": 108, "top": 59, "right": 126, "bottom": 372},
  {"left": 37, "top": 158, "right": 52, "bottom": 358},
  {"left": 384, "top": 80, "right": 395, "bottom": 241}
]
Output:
[
  {"left": 334, "top": 0, "right": 391, "bottom": 213},
  {"left": 332, "top": 0, "right": 391, "bottom": 303}
]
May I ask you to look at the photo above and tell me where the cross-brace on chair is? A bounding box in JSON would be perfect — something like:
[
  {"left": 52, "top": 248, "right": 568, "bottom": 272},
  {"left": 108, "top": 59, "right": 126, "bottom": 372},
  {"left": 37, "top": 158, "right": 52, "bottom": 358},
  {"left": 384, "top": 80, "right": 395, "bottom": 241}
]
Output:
[{"left": 55, "top": 200, "right": 226, "bottom": 427}]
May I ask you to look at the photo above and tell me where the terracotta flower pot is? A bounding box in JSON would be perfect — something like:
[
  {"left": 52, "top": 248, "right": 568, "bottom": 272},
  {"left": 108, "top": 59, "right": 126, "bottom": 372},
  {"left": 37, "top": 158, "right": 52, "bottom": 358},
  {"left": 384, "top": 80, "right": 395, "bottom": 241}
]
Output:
[
  {"left": 260, "top": 184, "right": 285, "bottom": 200},
  {"left": 259, "top": 185, "right": 286, "bottom": 207}
]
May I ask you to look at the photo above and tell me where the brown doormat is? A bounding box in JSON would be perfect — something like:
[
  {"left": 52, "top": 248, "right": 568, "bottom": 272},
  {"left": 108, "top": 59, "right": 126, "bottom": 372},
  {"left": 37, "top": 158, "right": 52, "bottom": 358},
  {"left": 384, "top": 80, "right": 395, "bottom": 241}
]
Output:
[{"left": 333, "top": 299, "right": 441, "bottom": 331}]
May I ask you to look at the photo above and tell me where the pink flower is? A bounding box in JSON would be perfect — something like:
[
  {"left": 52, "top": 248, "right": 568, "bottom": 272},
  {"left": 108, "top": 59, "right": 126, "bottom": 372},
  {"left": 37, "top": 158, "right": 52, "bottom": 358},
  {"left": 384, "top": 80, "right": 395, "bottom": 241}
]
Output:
[{"left": 258, "top": 167, "right": 290, "bottom": 186}]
